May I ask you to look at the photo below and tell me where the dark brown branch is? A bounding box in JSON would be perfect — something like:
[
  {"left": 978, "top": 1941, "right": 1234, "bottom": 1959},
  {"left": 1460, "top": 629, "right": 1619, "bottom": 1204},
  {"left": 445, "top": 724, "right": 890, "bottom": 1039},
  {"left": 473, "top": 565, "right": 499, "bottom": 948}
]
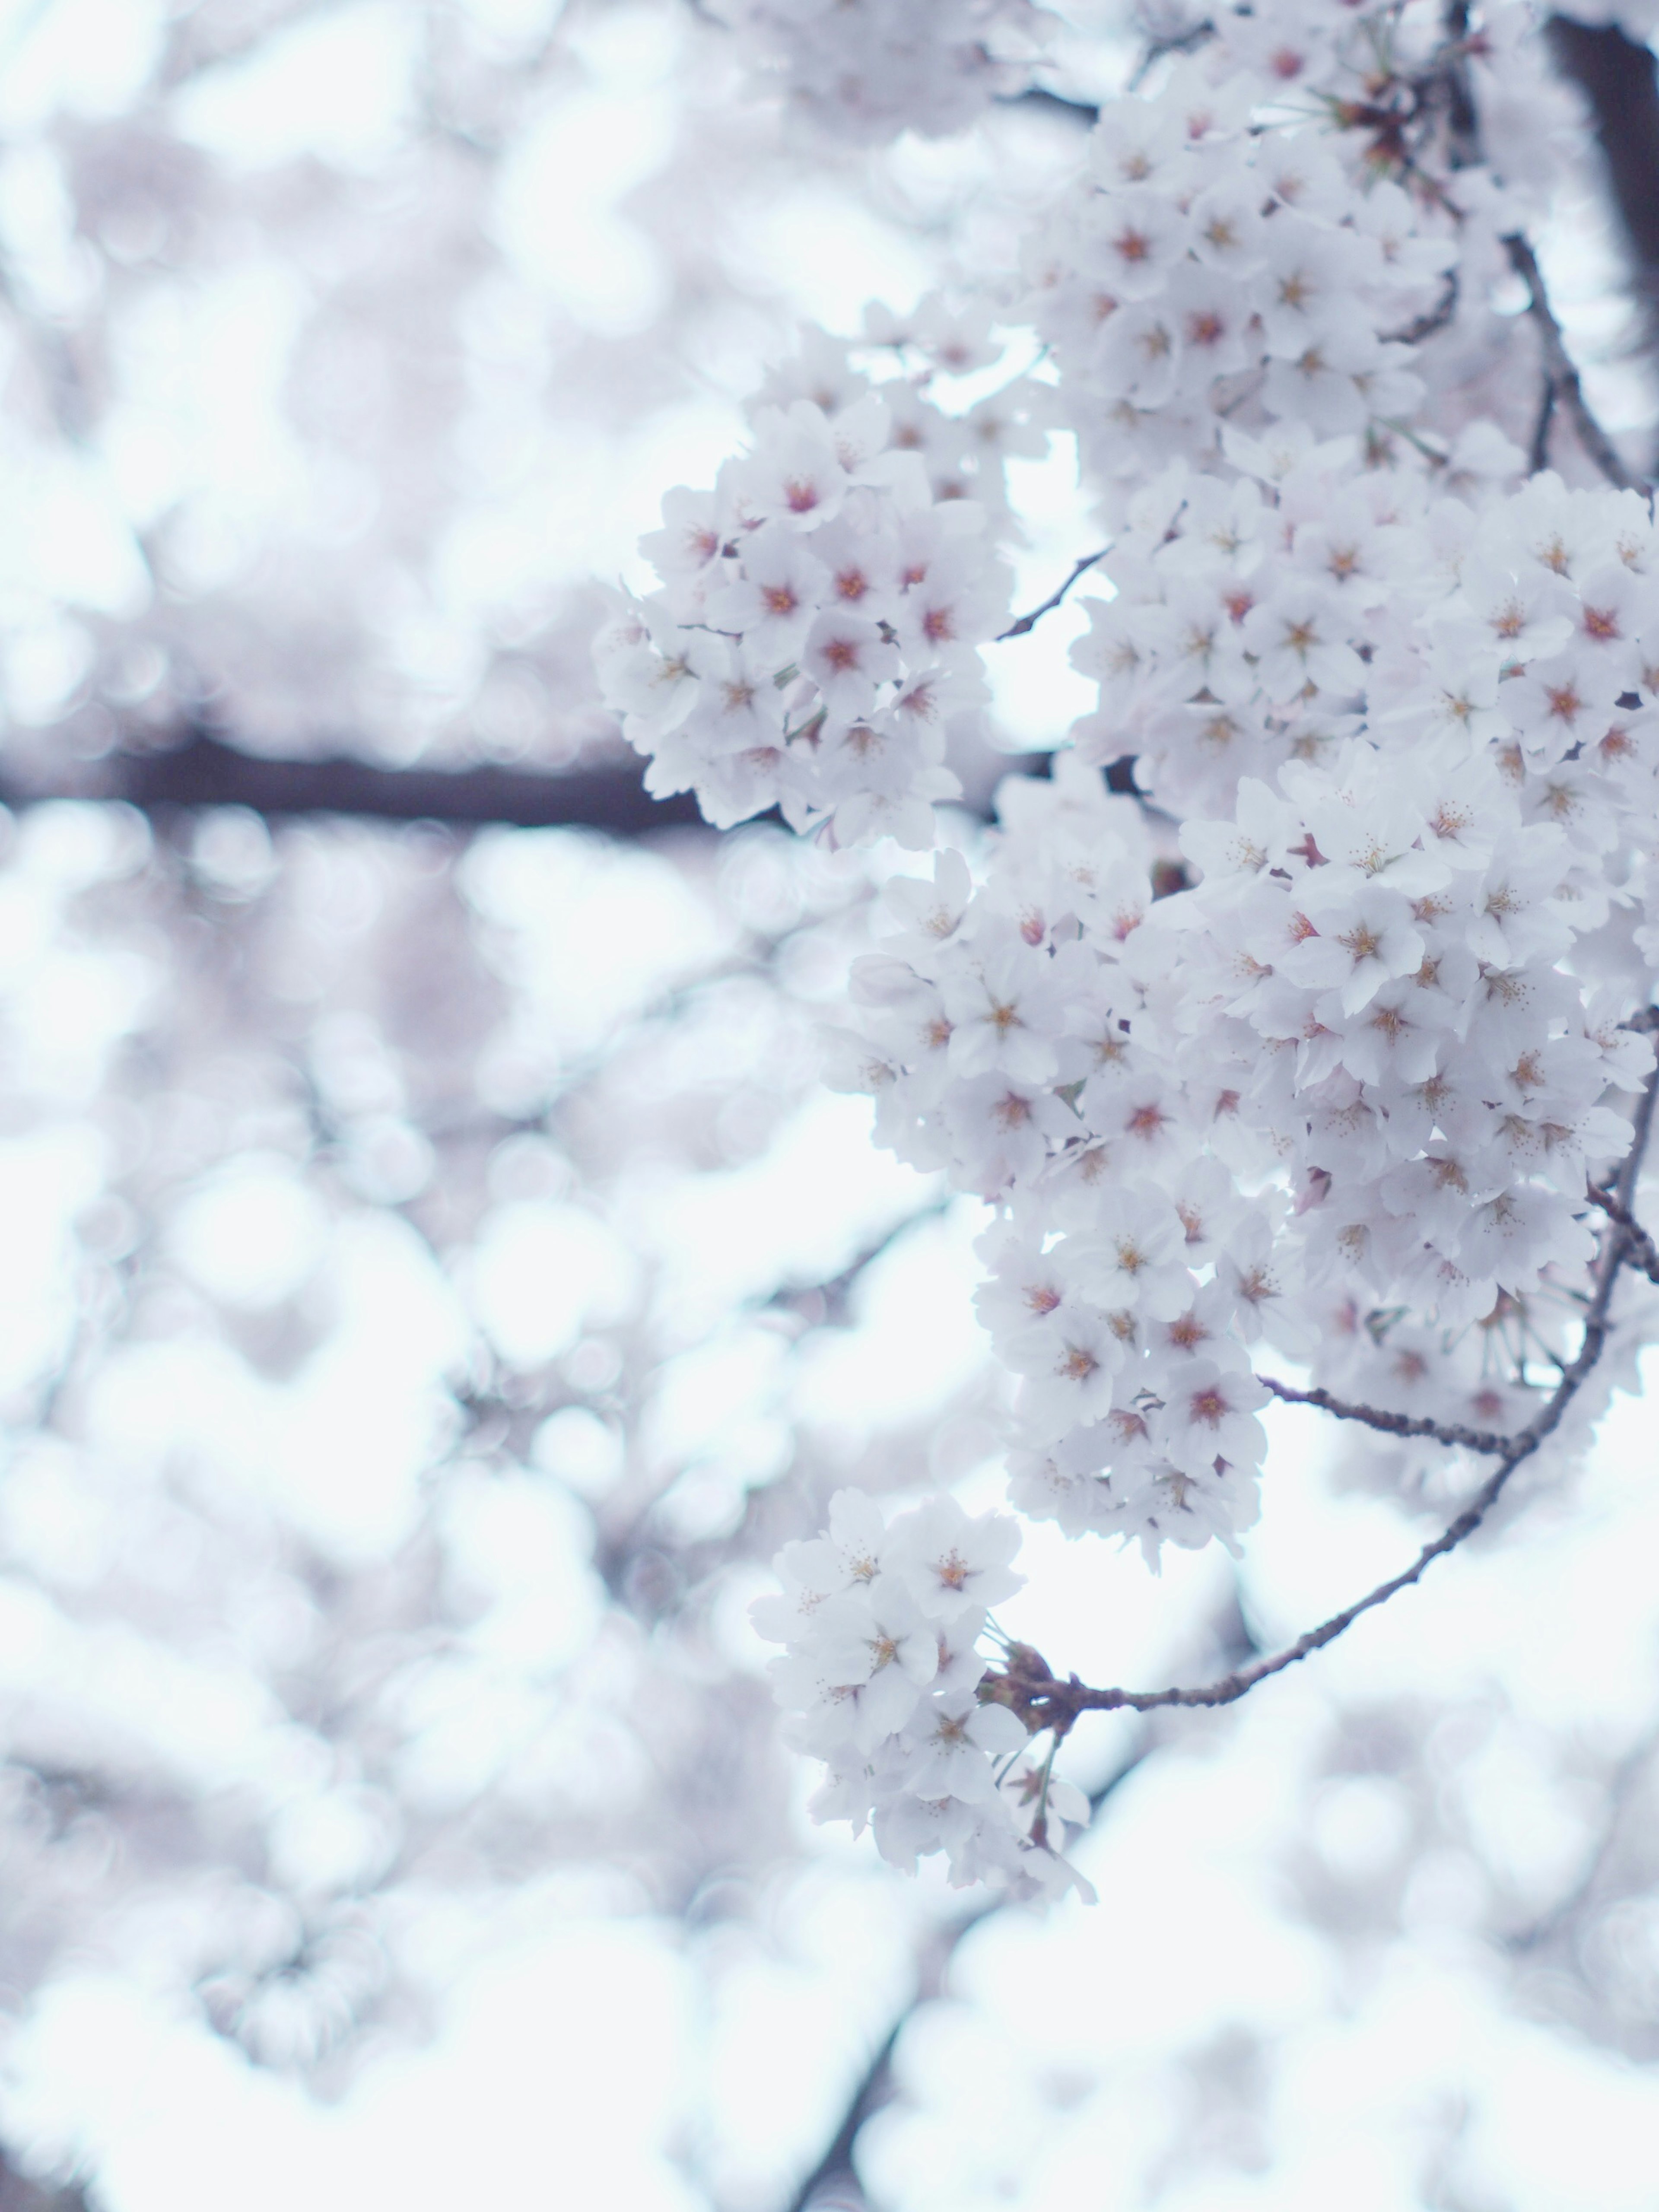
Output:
[
  {"left": 0, "top": 728, "right": 711, "bottom": 836},
  {"left": 1503, "top": 232, "right": 1646, "bottom": 493},
  {"left": 997, "top": 550, "right": 1109, "bottom": 641},
  {"left": 3, "top": 725, "right": 1038, "bottom": 836},
  {"left": 986, "top": 1031, "right": 1659, "bottom": 1735}
]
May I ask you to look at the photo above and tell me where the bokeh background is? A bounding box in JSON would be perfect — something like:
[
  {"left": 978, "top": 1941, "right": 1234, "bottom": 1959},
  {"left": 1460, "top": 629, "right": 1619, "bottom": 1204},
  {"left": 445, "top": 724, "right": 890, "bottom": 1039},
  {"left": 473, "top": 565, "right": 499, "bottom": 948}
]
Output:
[{"left": 0, "top": 3, "right": 1659, "bottom": 2207}]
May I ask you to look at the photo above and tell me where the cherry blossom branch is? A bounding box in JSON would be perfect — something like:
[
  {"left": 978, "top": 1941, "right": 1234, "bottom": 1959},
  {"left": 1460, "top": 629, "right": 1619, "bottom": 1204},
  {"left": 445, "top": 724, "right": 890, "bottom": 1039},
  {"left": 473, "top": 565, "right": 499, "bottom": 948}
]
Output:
[
  {"left": 1503, "top": 232, "right": 1646, "bottom": 493},
  {"left": 984, "top": 1034, "right": 1659, "bottom": 1735},
  {"left": 997, "top": 549, "right": 1109, "bottom": 640}
]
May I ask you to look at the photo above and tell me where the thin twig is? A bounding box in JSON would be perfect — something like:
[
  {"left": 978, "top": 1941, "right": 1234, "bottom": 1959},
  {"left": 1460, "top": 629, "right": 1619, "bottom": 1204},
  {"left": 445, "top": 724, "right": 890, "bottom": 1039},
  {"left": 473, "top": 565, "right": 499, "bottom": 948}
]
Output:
[
  {"left": 985, "top": 1035, "right": 1659, "bottom": 1732},
  {"left": 1258, "top": 1376, "right": 1507, "bottom": 1456},
  {"left": 1504, "top": 232, "right": 1646, "bottom": 493},
  {"left": 1382, "top": 267, "right": 1460, "bottom": 346},
  {"left": 997, "top": 550, "right": 1109, "bottom": 641}
]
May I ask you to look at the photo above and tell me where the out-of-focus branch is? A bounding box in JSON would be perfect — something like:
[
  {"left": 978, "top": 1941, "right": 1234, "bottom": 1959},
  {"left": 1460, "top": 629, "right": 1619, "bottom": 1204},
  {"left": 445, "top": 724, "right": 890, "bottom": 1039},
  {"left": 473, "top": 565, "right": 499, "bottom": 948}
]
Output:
[
  {"left": 998, "top": 85, "right": 1100, "bottom": 125},
  {"left": 0, "top": 2152, "right": 88, "bottom": 2212},
  {"left": 0, "top": 728, "right": 710, "bottom": 837},
  {"left": 779, "top": 1742, "right": 1147, "bottom": 2212},
  {"left": 764, "top": 1198, "right": 953, "bottom": 1330},
  {"left": 0, "top": 728, "right": 1051, "bottom": 836},
  {"left": 1547, "top": 16, "right": 1659, "bottom": 352},
  {"left": 1503, "top": 232, "right": 1646, "bottom": 492},
  {"left": 1508, "top": 1713, "right": 1659, "bottom": 1952},
  {"left": 779, "top": 1583, "right": 1259, "bottom": 2212},
  {"left": 997, "top": 549, "right": 1108, "bottom": 640}
]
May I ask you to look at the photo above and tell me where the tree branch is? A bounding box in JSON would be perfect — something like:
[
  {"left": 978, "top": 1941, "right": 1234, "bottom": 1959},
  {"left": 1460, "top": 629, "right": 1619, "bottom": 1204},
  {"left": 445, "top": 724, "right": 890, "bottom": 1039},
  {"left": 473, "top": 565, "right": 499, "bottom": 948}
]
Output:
[
  {"left": 0, "top": 728, "right": 711, "bottom": 837},
  {"left": 997, "top": 550, "right": 1109, "bottom": 641},
  {"left": 987, "top": 1032, "right": 1659, "bottom": 1734},
  {"left": 1503, "top": 232, "right": 1645, "bottom": 493},
  {"left": 1587, "top": 1181, "right": 1659, "bottom": 1286},
  {"left": 2, "top": 725, "right": 1045, "bottom": 837},
  {"left": 1546, "top": 16, "right": 1659, "bottom": 360}
]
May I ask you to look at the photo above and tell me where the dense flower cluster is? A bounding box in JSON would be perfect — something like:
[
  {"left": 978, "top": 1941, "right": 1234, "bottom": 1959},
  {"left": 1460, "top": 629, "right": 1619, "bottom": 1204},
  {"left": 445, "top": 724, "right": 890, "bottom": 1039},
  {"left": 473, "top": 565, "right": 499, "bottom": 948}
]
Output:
[
  {"left": 597, "top": 320, "right": 1049, "bottom": 847},
  {"left": 1018, "top": 0, "right": 1582, "bottom": 505},
  {"left": 609, "top": 0, "right": 1659, "bottom": 1891},
  {"left": 831, "top": 454, "right": 1659, "bottom": 1558},
  {"left": 1024, "top": 65, "right": 1435, "bottom": 494},
  {"left": 751, "top": 1487, "right": 1095, "bottom": 1894}
]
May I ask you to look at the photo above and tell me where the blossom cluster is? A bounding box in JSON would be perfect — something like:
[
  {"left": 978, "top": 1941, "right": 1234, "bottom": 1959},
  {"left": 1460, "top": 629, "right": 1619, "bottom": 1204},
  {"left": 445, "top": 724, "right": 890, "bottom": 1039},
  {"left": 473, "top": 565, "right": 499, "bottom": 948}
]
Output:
[
  {"left": 1023, "top": 61, "right": 1436, "bottom": 497},
  {"left": 751, "top": 1487, "right": 1095, "bottom": 1895},
  {"left": 609, "top": 0, "right": 1659, "bottom": 1891},
  {"left": 709, "top": 0, "right": 1058, "bottom": 144},
  {"left": 597, "top": 320, "right": 1048, "bottom": 849},
  {"left": 832, "top": 452, "right": 1659, "bottom": 1559},
  {"left": 1016, "top": 0, "right": 1583, "bottom": 512}
]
